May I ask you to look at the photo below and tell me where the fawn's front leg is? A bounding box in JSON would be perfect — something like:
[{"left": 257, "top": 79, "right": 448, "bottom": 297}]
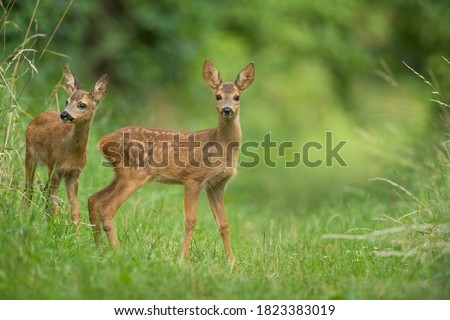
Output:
[
  {"left": 181, "top": 180, "right": 201, "bottom": 260},
  {"left": 206, "top": 185, "right": 234, "bottom": 262},
  {"left": 65, "top": 171, "right": 81, "bottom": 227}
]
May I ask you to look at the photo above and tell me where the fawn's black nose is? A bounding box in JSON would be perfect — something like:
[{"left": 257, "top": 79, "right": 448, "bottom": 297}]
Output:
[
  {"left": 60, "top": 111, "right": 74, "bottom": 122},
  {"left": 221, "top": 107, "right": 234, "bottom": 116}
]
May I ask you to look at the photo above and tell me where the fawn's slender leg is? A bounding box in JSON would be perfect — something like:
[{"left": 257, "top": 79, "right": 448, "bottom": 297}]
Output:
[
  {"left": 180, "top": 180, "right": 201, "bottom": 259},
  {"left": 88, "top": 194, "right": 102, "bottom": 245},
  {"left": 23, "top": 153, "right": 37, "bottom": 205},
  {"left": 206, "top": 184, "right": 234, "bottom": 261},
  {"left": 88, "top": 176, "right": 120, "bottom": 245},
  {"left": 89, "top": 174, "right": 148, "bottom": 248},
  {"left": 47, "top": 170, "right": 62, "bottom": 216},
  {"left": 65, "top": 171, "right": 81, "bottom": 226}
]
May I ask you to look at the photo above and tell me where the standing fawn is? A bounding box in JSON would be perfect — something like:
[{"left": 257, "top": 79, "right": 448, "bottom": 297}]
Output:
[
  {"left": 88, "top": 59, "right": 255, "bottom": 261},
  {"left": 23, "top": 66, "right": 108, "bottom": 225}
]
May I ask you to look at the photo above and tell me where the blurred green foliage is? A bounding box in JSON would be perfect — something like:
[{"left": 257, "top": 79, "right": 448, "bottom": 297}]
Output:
[{"left": 3, "top": 0, "right": 449, "bottom": 210}]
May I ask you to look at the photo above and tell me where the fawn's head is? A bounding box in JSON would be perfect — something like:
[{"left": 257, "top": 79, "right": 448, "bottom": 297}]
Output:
[
  {"left": 203, "top": 59, "right": 255, "bottom": 119},
  {"left": 60, "top": 66, "right": 108, "bottom": 124}
]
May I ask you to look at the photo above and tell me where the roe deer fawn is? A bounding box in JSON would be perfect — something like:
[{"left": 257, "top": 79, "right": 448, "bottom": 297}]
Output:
[
  {"left": 88, "top": 59, "right": 255, "bottom": 261},
  {"left": 23, "top": 66, "right": 108, "bottom": 225}
]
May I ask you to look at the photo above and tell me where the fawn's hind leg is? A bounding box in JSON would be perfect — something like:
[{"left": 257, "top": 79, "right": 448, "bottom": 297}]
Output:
[
  {"left": 23, "top": 153, "right": 37, "bottom": 205},
  {"left": 88, "top": 176, "right": 121, "bottom": 245},
  {"left": 89, "top": 173, "right": 148, "bottom": 248}
]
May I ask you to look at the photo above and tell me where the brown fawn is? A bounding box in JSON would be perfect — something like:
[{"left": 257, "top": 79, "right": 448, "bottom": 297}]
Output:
[
  {"left": 88, "top": 59, "right": 255, "bottom": 261},
  {"left": 23, "top": 66, "right": 108, "bottom": 224}
]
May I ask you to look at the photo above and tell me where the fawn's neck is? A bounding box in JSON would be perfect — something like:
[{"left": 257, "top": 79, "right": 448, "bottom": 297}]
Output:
[
  {"left": 216, "top": 114, "right": 242, "bottom": 144},
  {"left": 69, "top": 121, "right": 92, "bottom": 155}
]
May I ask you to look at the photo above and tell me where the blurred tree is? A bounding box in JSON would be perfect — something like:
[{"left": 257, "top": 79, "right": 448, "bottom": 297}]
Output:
[{"left": 6, "top": 0, "right": 449, "bottom": 110}]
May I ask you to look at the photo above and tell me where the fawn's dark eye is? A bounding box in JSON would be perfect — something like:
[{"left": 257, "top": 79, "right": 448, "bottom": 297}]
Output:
[
  {"left": 233, "top": 95, "right": 240, "bottom": 101},
  {"left": 65, "top": 100, "right": 68, "bottom": 106},
  {"left": 78, "top": 103, "right": 87, "bottom": 109},
  {"left": 216, "top": 94, "right": 222, "bottom": 101}
]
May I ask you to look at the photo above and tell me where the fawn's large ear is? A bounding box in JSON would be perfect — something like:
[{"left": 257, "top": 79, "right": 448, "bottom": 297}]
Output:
[
  {"left": 203, "top": 59, "right": 222, "bottom": 89},
  {"left": 63, "top": 66, "right": 82, "bottom": 94},
  {"left": 235, "top": 63, "right": 255, "bottom": 90},
  {"left": 92, "top": 74, "right": 108, "bottom": 102}
]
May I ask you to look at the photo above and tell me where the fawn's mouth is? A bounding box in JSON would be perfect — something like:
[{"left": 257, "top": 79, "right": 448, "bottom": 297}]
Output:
[{"left": 60, "top": 111, "right": 75, "bottom": 123}]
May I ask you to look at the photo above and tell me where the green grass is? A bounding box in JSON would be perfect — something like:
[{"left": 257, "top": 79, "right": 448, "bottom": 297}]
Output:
[{"left": 0, "top": 141, "right": 448, "bottom": 299}]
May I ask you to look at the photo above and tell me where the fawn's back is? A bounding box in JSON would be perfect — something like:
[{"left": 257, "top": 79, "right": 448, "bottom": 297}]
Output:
[{"left": 99, "top": 125, "right": 241, "bottom": 188}]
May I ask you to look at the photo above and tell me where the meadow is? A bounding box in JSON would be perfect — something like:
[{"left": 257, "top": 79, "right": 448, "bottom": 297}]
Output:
[{"left": 0, "top": 0, "right": 449, "bottom": 300}]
